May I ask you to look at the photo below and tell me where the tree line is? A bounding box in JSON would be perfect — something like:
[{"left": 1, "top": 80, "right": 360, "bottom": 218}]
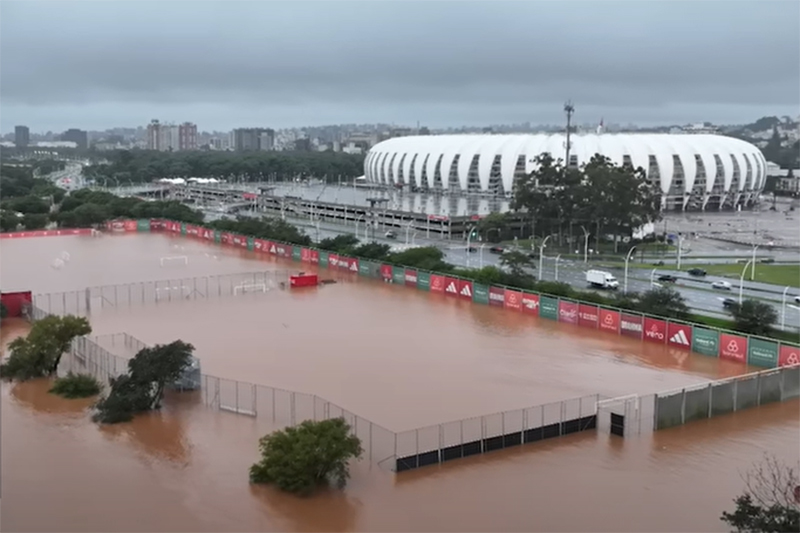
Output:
[{"left": 0, "top": 163, "right": 68, "bottom": 231}]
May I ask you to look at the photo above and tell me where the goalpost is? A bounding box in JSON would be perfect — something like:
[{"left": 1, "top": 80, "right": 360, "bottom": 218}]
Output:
[
  {"left": 159, "top": 255, "right": 189, "bottom": 267},
  {"left": 155, "top": 285, "right": 192, "bottom": 301},
  {"left": 233, "top": 283, "right": 268, "bottom": 295}
]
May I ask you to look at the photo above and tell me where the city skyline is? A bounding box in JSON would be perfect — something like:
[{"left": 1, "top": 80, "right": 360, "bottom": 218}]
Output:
[{"left": 2, "top": 1, "right": 797, "bottom": 132}]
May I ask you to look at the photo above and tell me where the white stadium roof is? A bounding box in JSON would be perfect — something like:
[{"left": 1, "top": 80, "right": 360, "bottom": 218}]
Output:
[{"left": 364, "top": 133, "right": 767, "bottom": 211}]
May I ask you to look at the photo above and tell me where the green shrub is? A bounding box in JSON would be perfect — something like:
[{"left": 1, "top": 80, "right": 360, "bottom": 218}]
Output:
[{"left": 49, "top": 372, "right": 102, "bottom": 398}]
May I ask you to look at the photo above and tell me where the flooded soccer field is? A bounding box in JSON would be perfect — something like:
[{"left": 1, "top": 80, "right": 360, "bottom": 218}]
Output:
[{"left": 1, "top": 233, "right": 798, "bottom": 532}]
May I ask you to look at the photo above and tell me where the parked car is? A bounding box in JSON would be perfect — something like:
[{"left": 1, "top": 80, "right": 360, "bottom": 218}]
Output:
[
  {"left": 711, "top": 280, "right": 732, "bottom": 290},
  {"left": 794, "top": 295, "right": 800, "bottom": 304},
  {"left": 657, "top": 274, "right": 678, "bottom": 283},
  {"left": 489, "top": 246, "right": 505, "bottom": 254},
  {"left": 466, "top": 246, "right": 477, "bottom": 253},
  {"left": 384, "top": 231, "right": 397, "bottom": 239},
  {"left": 687, "top": 268, "right": 707, "bottom": 277},
  {"left": 722, "top": 298, "right": 738, "bottom": 309}
]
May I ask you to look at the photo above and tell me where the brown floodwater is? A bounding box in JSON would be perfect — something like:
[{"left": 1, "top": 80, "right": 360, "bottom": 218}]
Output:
[{"left": 2, "top": 233, "right": 798, "bottom": 532}]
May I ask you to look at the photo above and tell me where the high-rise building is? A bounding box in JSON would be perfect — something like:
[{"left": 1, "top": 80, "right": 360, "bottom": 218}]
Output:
[
  {"left": 147, "top": 119, "right": 163, "bottom": 150},
  {"left": 178, "top": 122, "right": 198, "bottom": 151},
  {"left": 14, "top": 125, "right": 30, "bottom": 148},
  {"left": 60, "top": 128, "right": 89, "bottom": 150},
  {"left": 147, "top": 119, "right": 187, "bottom": 151},
  {"left": 233, "top": 128, "right": 275, "bottom": 151}
]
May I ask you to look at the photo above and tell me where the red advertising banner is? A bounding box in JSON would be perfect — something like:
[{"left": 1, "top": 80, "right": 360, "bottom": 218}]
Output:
[
  {"left": 185, "top": 224, "right": 200, "bottom": 237},
  {"left": 620, "top": 313, "right": 644, "bottom": 339},
  {"left": 643, "top": 317, "right": 667, "bottom": 344},
  {"left": 150, "top": 219, "right": 164, "bottom": 230},
  {"left": 201, "top": 228, "right": 214, "bottom": 241},
  {"left": 168, "top": 221, "right": 181, "bottom": 233},
  {"left": 778, "top": 345, "right": 800, "bottom": 367},
  {"left": 488, "top": 286, "right": 505, "bottom": 307},
  {"left": 504, "top": 289, "right": 522, "bottom": 311},
  {"left": 123, "top": 220, "right": 138, "bottom": 232},
  {"left": 254, "top": 239, "right": 270, "bottom": 252},
  {"left": 578, "top": 304, "right": 599, "bottom": 328},
  {"left": 380, "top": 264, "right": 393, "bottom": 281},
  {"left": 457, "top": 279, "right": 473, "bottom": 300},
  {"left": 309, "top": 249, "right": 319, "bottom": 264},
  {"left": 1, "top": 228, "right": 96, "bottom": 239},
  {"left": 667, "top": 322, "right": 693, "bottom": 350},
  {"left": 405, "top": 269, "right": 418, "bottom": 287},
  {"left": 521, "top": 292, "right": 539, "bottom": 315},
  {"left": 269, "top": 242, "right": 290, "bottom": 257},
  {"left": 558, "top": 301, "right": 579, "bottom": 325},
  {"left": 328, "top": 253, "right": 340, "bottom": 268},
  {"left": 430, "top": 274, "right": 445, "bottom": 293},
  {"left": 719, "top": 333, "right": 747, "bottom": 363},
  {"left": 221, "top": 232, "right": 233, "bottom": 245},
  {"left": 598, "top": 308, "right": 620, "bottom": 333},
  {"left": 444, "top": 277, "right": 459, "bottom": 297},
  {"left": 231, "top": 234, "right": 246, "bottom": 247},
  {"left": 340, "top": 257, "right": 359, "bottom": 273},
  {"left": 301, "top": 248, "right": 311, "bottom": 262}
]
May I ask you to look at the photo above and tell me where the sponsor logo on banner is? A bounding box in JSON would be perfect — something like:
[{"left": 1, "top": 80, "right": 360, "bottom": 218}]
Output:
[
  {"left": 109, "top": 220, "right": 125, "bottom": 232},
  {"left": 620, "top": 314, "right": 643, "bottom": 339},
  {"left": 221, "top": 233, "right": 233, "bottom": 245},
  {"left": 558, "top": 301, "right": 579, "bottom": 324},
  {"left": 328, "top": 253, "right": 340, "bottom": 267},
  {"left": 504, "top": 290, "right": 522, "bottom": 310},
  {"left": 301, "top": 248, "right": 311, "bottom": 262},
  {"left": 430, "top": 274, "right": 445, "bottom": 292},
  {"left": 185, "top": 225, "right": 199, "bottom": 236},
  {"left": 667, "top": 322, "right": 692, "bottom": 349},
  {"left": 643, "top": 318, "right": 667, "bottom": 343},
  {"left": 488, "top": 286, "right": 505, "bottom": 307},
  {"left": 598, "top": 309, "right": 620, "bottom": 333},
  {"left": 380, "top": 264, "right": 393, "bottom": 280},
  {"left": 405, "top": 270, "right": 418, "bottom": 287},
  {"left": 124, "top": 220, "right": 138, "bottom": 231},
  {"left": 345, "top": 258, "right": 359, "bottom": 272},
  {"left": 203, "top": 228, "right": 214, "bottom": 240},
  {"left": 309, "top": 249, "right": 319, "bottom": 263},
  {"left": 170, "top": 221, "right": 181, "bottom": 232},
  {"left": 578, "top": 304, "right": 599, "bottom": 328},
  {"left": 779, "top": 345, "right": 800, "bottom": 367},
  {"left": 150, "top": 219, "right": 163, "bottom": 230},
  {"left": 232, "top": 235, "right": 244, "bottom": 246},
  {"left": 457, "top": 279, "right": 473, "bottom": 299},
  {"left": 719, "top": 334, "right": 747, "bottom": 363},
  {"left": 444, "top": 277, "right": 458, "bottom": 296},
  {"left": 521, "top": 293, "right": 539, "bottom": 315}
]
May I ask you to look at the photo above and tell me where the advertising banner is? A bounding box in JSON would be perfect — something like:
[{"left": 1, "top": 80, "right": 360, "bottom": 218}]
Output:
[
  {"left": 213, "top": 230, "right": 221, "bottom": 243},
  {"left": 598, "top": 308, "right": 620, "bottom": 334},
  {"left": 318, "top": 250, "right": 329, "bottom": 268},
  {"left": 137, "top": 219, "right": 150, "bottom": 232},
  {"left": 221, "top": 232, "right": 233, "bottom": 245},
  {"left": 301, "top": 248, "right": 312, "bottom": 262},
  {"left": 270, "top": 243, "right": 291, "bottom": 258},
  {"left": 430, "top": 274, "right": 445, "bottom": 293},
  {"left": 779, "top": 344, "right": 800, "bottom": 367},
  {"left": 521, "top": 292, "right": 539, "bottom": 315},
  {"left": 444, "top": 277, "right": 459, "bottom": 297},
  {"left": 292, "top": 246, "right": 302, "bottom": 261},
  {"left": 719, "top": 333, "right": 748, "bottom": 363},
  {"left": 328, "top": 253, "right": 340, "bottom": 269},
  {"left": 180, "top": 223, "right": 187, "bottom": 235},
  {"left": 185, "top": 224, "right": 200, "bottom": 237},
  {"left": 691, "top": 326, "right": 720, "bottom": 357},
  {"left": 620, "top": 313, "right": 644, "bottom": 339},
  {"left": 380, "top": 264, "right": 393, "bottom": 281},
  {"left": 405, "top": 269, "right": 418, "bottom": 288},
  {"left": 747, "top": 338, "right": 779, "bottom": 368},
  {"left": 578, "top": 304, "right": 599, "bottom": 328},
  {"left": 246, "top": 237, "right": 255, "bottom": 251},
  {"left": 392, "top": 266, "right": 405, "bottom": 284},
  {"left": 643, "top": 317, "right": 667, "bottom": 344},
  {"left": 488, "top": 286, "right": 505, "bottom": 307},
  {"left": 504, "top": 289, "right": 522, "bottom": 311},
  {"left": 149, "top": 219, "right": 163, "bottom": 231},
  {"left": 232, "top": 234, "right": 246, "bottom": 248},
  {"left": 457, "top": 279, "right": 473, "bottom": 300},
  {"left": 358, "top": 260, "right": 377, "bottom": 277},
  {"left": 539, "top": 296, "right": 559, "bottom": 321},
  {"left": 107, "top": 220, "right": 126, "bottom": 232},
  {"left": 124, "top": 220, "right": 138, "bottom": 232},
  {"left": 558, "top": 300, "right": 579, "bottom": 325},
  {"left": 416, "top": 271, "right": 431, "bottom": 291},
  {"left": 341, "top": 257, "right": 359, "bottom": 273},
  {"left": 667, "top": 322, "right": 692, "bottom": 350},
  {"left": 254, "top": 239, "right": 269, "bottom": 253},
  {"left": 309, "top": 249, "right": 319, "bottom": 264},
  {"left": 472, "top": 283, "right": 489, "bottom": 305}
]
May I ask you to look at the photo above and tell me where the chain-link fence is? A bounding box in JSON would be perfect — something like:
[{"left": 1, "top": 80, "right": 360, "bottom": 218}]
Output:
[{"left": 32, "top": 270, "right": 291, "bottom": 317}]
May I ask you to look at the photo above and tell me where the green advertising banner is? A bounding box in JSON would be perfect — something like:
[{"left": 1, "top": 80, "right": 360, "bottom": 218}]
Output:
[
  {"left": 137, "top": 219, "right": 150, "bottom": 232},
  {"left": 692, "top": 327, "right": 720, "bottom": 357},
  {"left": 392, "top": 266, "right": 405, "bottom": 285},
  {"left": 246, "top": 237, "right": 255, "bottom": 251},
  {"left": 358, "top": 260, "right": 378, "bottom": 277},
  {"left": 472, "top": 284, "right": 489, "bottom": 305},
  {"left": 416, "top": 271, "right": 431, "bottom": 291},
  {"left": 318, "top": 250, "right": 329, "bottom": 268},
  {"left": 213, "top": 230, "right": 221, "bottom": 244},
  {"left": 292, "top": 246, "right": 302, "bottom": 261},
  {"left": 748, "top": 337, "right": 779, "bottom": 368},
  {"left": 540, "top": 296, "right": 559, "bottom": 320},
  {"left": 180, "top": 223, "right": 187, "bottom": 236}
]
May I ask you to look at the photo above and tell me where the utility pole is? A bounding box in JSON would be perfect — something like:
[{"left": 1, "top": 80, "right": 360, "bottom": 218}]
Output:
[{"left": 564, "top": 100, "right": 575, "bottom": 165}]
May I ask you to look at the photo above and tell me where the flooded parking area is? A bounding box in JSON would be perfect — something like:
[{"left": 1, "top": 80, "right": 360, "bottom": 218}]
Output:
[{"left": 2, "top": 233, "right": 797, "bottom": 532}]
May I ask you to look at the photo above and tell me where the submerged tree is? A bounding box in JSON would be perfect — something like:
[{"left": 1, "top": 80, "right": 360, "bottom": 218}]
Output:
[
  {"left": 94, "top": 340, "right": 194, "bottom": 424},
  {"left": 250, "top": 418, "right": 363, "bottom": 496},
  {"left": 49, "top": 372, "right": 102, "bottom": 399}
]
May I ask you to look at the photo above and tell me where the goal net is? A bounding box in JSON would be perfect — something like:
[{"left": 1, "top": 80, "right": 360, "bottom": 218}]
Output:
[
  {"left": 233, "top": 283, "right": 268, "bottom": 295},
  {"left": 159, "top": 255, "right": 189, "bottom": 267},
  {"left": 155, "top": 285, "right": 192, "bottom": 301}
]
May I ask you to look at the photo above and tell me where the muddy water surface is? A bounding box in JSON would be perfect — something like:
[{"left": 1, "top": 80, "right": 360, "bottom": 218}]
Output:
[{"left": 2, "top": 234, "right": 797, "bottom": 532}]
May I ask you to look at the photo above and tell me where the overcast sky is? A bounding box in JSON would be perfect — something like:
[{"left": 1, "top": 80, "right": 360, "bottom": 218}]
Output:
[{"left": 1, "top": 0, "right": 798, "bottom": 133}]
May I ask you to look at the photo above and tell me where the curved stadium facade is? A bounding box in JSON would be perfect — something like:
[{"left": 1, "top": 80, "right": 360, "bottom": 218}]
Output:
[{"left": 364, "top": 134, "right": 767, "bottom": 211}]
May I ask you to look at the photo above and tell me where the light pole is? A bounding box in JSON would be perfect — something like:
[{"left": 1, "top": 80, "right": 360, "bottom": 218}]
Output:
[
  {"left": 355, "top": 214, "right": 365, "bottom": 240},
  {"left": 750, "top": 244, "right": 759, "bottom": 281},
  {"left": 479, "top": 243, "right": 487, "bottom": 268},
  {"left": 555, "top": 254, "right": 562, "bottom": 281},
  {"left": 624, "top": 246, "right": 637, "bottom": 294},
  {"left": 739, "top": 259, "right": 753, "bottom": 305},
  {"left": 650, "top": 268, "right": 658, "bottom": 287},
  {"left": 781, "top": 286, "right": 790, "bottom": 329},
  {"left": 466, "top": 224, "right": 477, "bottom": 251},
  {"left": 538, "top": 235, "right": 552, "bottom": 277},
  {"left": 676, "top": 235, "right": 685, "bottom": 270},
  {"left": 580, "top": 225, "right": 590, "bottom": 263},
  {"left": 404, "top": 220, "right": 414, "bottom": 245}
]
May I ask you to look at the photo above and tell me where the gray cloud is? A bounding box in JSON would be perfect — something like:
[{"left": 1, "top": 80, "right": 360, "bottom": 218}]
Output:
[{"left": 1, "top": 0, "right": 798, "bottom": 131}]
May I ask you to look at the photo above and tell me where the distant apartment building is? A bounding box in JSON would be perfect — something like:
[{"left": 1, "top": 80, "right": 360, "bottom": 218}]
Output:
[
  {"left": 14, "top": 125, "right": 30, "bottom": 148},
  {"left": 60, "top": 128, "right": 89, "bottom": 150},
  {"left": 147, "top": 120, "right": 197, "bottom": 151},
  {"left": 178, "top": 122, "right": 198, "bottom": 151},
  {"left": 232, "top": 128, "right": 275, "bottom": 151}
]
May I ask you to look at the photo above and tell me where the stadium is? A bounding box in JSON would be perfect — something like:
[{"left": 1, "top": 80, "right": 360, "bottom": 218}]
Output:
[{"left": 364, "top": 134, "right": 767, "bottom": 211}]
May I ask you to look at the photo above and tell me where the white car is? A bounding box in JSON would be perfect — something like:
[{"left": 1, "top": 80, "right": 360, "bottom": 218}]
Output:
[
  {"left": 711, "top": 280, "right": 732, "bottom": 291},
  {"left": 795, "top": 295, "right": 800, "bottom": 304}
]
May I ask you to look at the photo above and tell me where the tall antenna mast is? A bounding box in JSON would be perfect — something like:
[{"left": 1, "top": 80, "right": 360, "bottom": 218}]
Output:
[{"left": 564, "top": 100, "right": 575, "bottom": 165}]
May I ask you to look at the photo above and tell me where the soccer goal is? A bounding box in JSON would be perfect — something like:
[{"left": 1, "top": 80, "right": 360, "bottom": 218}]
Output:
[
  {"left": 155, "top": 285, "right": 192, "bottom": 301},
  {"left": 233, "top": 283, "right": 268, "bottom": 295},
  {"left": 90, "top": 229, "right": 102, "bottom": 237},
  {"left": 160, "top": 255, "right": 189, "bottom": 267}
]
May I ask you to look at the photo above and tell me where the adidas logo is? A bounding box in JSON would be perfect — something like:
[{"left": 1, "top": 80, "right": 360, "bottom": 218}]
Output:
[
  {"left": 350, "top": 262, "right": 357, "bottom": 272},
  {"left": 669, "top": 329, "right": 690, "bottom": 346},
  {"left": 460, "top": 285, "right": 472, "bottom": 297},
  {"left": 445, "top": 282, "right": 457, "bottom": 293}
]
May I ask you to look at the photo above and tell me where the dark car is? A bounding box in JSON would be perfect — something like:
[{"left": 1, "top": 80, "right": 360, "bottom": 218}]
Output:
[
  {"left": 489, "top": 246, "right": 505, "bottom": 254},
  {"left": 722, "top": 298, "right": 738, "bottom": 309},
  {"left": 658, "top": 274, "right": 678, "bottom": 283},
  {"left": 687, "top": 268, "right": 707, "bottom": 277},
  {"left": 466, "top": 246, "right": 478, "bottom": 252}
]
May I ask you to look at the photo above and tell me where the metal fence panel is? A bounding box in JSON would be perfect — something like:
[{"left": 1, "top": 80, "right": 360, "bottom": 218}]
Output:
[
  {"left": 683, "top": 386, "right": 711, "bottom": 423},
  {"left": 783, "top": 366, "right": 800, "bottom": 399},
  {"left": 462, "top": 416, "right": 483, "bottom": 443},
  {"left": 218, "top": 379, "right": 239, "bottom": 413},
  {"left": 524, "top": 405, "right": 544, "bottom": 429},
  {"left": 273, "top": 389, "right": 294, "bottom": 427},
  {"left": 395, "top": 429, "right": 417, "bottom": 459},
  {"left": 655, "top": 392, "right": 684, "bottom": 430},
  {"left": 710, "top": 381, "right": 735, "bottom": 416},
  {"left": 254, "top": 384, "right": 275, "bottom": 421},
  {"left": 483, "top": 412, "right": 504, "bottom": 439},
  {"left": 542, "top": 401, "right": 562, "bottom": 426},
  {"left": 736, "top": 376, "right": 759, "bottom": 410},
  {"left": 294, "top": 393, "right": 316, "bottom": 423},
  {"left": 563, "top": 396, "right": 582, "bottom": 420},
  {"left": 503, "top": 409, "right": 524, "bottom": 435},
  {"left": 759, "top": 370, "right": 782, "bottom": 405},
  {"left": 416, "top": 424, "right": 439, "bottom": 454},
  {"left": 441, "top": 419, "right": 462, "bottom": 449}
]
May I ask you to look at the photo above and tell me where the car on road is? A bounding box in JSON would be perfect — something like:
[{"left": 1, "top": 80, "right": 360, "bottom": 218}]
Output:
[
  {"left": 657, "top": 274, "right": 678, "bottom": 283},
  {"left": 489, "top": 246, "right": 505, "bottom": 254},
  {"left": 722, "top": 298, "right": 738, "bottom": 309},
  {"left": 466, "top": 246, "right": 477, "bottom": 252},
  {"left": 384, "top": 231, "right": 397, "bottom": 239},
  {"left": 687, "top": 268, "right": 707, "bottom": 277},
  {"left": 795, "top": 295, "right": 800, "bottom": 304},
  {"left": 711, "top": 280, "right": 732, "bottom": 290}
]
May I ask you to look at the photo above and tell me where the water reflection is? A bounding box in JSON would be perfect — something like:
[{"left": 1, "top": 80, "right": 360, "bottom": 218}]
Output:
[
  {"left": 99, "top": 407, "right": 192, "bottom": 465},
  {"left": 9, "top": 378, "right": 95, "bottom": 416},
  {"left": 250, "top": 484, "right": 360, "bottom": 532}
]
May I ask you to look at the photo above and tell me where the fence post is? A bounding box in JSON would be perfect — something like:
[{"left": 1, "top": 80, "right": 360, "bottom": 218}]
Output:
[
  {"left": 271, "top": 388, "right": 276, "bottom": 422},
  {"left": 460, "top": 419, "right": 464, "bottom": 446},
  {"left": 415, "top": 428, "right": 419, "bottom": 458},
  {"left": 501, "top": 412, "right": 505, "bottom": 436},
  {"left": 369, "top": 422, "right": 373, "bottom": 463},
  {"left": 733, "top": 379, "right": 739, "bottom": 412},
  {"left": 653, "top": 394, "right": 659, "bottom": 430},
  {"left": 779, "top": 367, "right": 785, "bottom": 401},
  {"left": 756, "top": 372, "right": 762, "bottom": 406},
  {"left": 708, "top": 383, "right": 713, "bottom": 418},
  {"left": 680, "top": 388, "right": 687, "bottom": 425}
]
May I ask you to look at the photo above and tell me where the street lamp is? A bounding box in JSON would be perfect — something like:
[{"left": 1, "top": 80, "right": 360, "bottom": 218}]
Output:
[
  {"left": 404, "top": 220, "right": 414, "bottom": 245},
  {"left": 554, "top": 254, "right": 562, "bottom": 281},
  {"left": 580, "top": 225, "right": 590, "bottom": 263},
  {"left": 624, "top": 246, "right": 637, "bottom": 294},
  {"left": 676, "top": 235, "right": 685, "bottom": 270},
  {"left": 355, "top": 214, "right": 365, "bottom": 240},
  {"left": 781, "top": 286, "right": 790, "bottom": 329},
  {"left": 538, "top": 235, "right": 552, "bottom": 276},
  {"left": 739, "top": 259, "right": 753, "bottom": 305},
  {"left": 479, "top": 243, "right": 487, "bottom": 269},
  {"left": 466, "top": 224, "right": 478, "bottom": 251},
  {"left": 750, "top": 244, "right": 759, "bottom": 281},
  {"left": 650, "top": 268, "right": 659, "bottom": 287}
]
